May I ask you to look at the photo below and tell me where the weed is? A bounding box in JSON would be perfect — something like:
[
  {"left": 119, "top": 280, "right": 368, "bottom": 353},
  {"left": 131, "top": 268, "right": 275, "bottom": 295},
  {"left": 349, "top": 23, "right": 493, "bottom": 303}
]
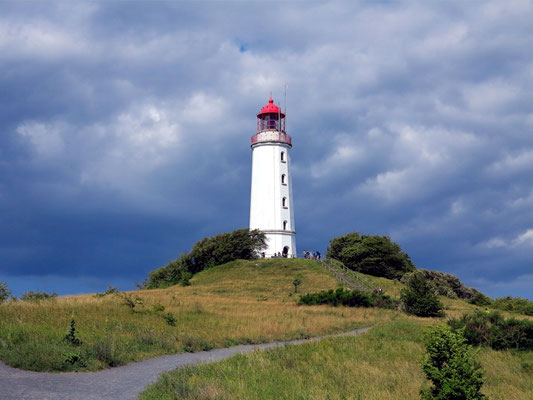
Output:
[
  {"left": 293, "top": 277, "right": 302, "bottom": 293},
  {"left": 64, "top": 318, "right": 82, "bottom": 346},
  {"left": 163, "top": 312, "right": 177, "bottom": 327},
  {"left": 0, "top": 282, "right": 11, "bottom": 303},
  {"left": 152, "top": 303, "right": 166, "bottom": 313},
  {"left": 115, "top": 293, "right": 144, "bottom": 310}
]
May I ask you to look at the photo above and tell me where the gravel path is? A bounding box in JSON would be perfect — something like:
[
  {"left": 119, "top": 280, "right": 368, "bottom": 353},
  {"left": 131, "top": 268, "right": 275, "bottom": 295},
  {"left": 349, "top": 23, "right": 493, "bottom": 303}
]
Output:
[{"left": 0, "top": 327, "right": 370, "bottom": 400}]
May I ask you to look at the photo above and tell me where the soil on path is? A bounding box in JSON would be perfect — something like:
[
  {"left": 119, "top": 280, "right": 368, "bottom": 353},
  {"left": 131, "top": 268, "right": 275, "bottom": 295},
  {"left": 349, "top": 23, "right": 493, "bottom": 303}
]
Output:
[{"left": 0, "top": 327, "right": 370, "bottom": 400}]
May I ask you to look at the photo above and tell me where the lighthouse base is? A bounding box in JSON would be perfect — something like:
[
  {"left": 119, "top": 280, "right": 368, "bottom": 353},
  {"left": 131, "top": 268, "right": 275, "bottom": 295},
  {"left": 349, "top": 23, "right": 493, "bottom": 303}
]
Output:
[{"left": 260, "top": 231, "right": 297, "bottom": 258}]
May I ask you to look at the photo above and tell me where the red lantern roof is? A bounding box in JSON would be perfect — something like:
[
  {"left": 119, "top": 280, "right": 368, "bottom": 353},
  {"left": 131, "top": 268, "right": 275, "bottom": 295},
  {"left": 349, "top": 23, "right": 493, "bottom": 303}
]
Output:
[{"left": 257, "top": 98, "right": 285, "bottom": 118}]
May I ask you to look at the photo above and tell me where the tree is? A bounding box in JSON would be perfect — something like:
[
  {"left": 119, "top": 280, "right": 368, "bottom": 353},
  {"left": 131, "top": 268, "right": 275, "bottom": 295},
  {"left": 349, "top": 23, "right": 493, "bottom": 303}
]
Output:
[
  {"left": 327, "top": 232, "right": 415, "bottom": 279},
  {"left": 0, "top": 281, "right": 11, "bottom": 303},
  {"left": 401, "top": 271, "right": 444, "bottom": 317},
  {"left": 144, "top": 229, "right": 267, "bottom": 289},
  {"left": 421, "top": 325, "right": 486, "bottom": 400}
]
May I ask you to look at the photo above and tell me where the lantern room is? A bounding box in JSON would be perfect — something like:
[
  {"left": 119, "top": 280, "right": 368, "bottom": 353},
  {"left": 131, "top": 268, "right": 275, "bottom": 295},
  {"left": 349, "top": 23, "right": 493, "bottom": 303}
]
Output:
[{"left": 257, "top": 98, "right": 286, "bottom": 133}]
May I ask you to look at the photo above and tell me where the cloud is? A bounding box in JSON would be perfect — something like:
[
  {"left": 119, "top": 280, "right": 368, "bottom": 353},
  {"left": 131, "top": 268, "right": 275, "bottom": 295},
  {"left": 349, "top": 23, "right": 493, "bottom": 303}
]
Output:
[
  {"left": 1, "top": 0, "right": 533, "bottom": 300},
  {"left": 16, "top": 121, "right": 66, "bottom": 158}
]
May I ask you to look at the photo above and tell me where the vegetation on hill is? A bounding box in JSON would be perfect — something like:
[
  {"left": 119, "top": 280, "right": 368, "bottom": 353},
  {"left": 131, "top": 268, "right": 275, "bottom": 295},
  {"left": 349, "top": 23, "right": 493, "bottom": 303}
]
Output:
[
  {"left": 144, "top": 229, "right": 266, "bottom": 289},
  {"left": 0, "top": 259, "right": 389, "bottom": 372},
  {"left": 140, "top": 319, "right": 533, "bottom": 400},
  {"left": 298, "top": 287, "right": 397, "bottom": 309},
  {"left": 449, "top": 310, "right": 533, "bottom": 351},
  {"left": 0, "top": 282, "right": 10, "bottom": 303},
  {"left": 491, "top": 296, "right": 533, "bottom": 316},
  {"left": 401, "top": 268, "right": 479, "bottom": 299},
  {"left": 421, "top": 325, "right": 486, "bottom": 400},
  {"left": 327, "top": 232, "right": 415, "bottom": 279},
  {"left": 401, "top": 271, "right": 444, "bottom": 318}
]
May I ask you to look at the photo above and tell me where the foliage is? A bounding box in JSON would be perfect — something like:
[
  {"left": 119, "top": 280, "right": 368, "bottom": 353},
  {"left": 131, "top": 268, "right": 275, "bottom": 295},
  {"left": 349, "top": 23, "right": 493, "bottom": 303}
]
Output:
[
  {"left": 115, "top": 293, "right": 144, "bottom": 310},
  {"left": 299, "top": 287, "right": 397, "bottom": 309},
  {"left": 20, "top": 290, "right": 58, "bottom": 302},
  {"left": 327, "top": 232, "right": 415, "bottom": 279},
  {"left": 145, "top": 229, "right": 267, "bottom": 289},
  {"left": 401, "top": 271, "right": 444, "bottom": 317},
  {"left": 402, "top": 269, "right": 479, "bottom": 299},
  {"left": 0, "top": 282, "right": 11, "bottom": 303},
  {"left": 420, "top": 325, "right": 486, "bottom": 400},
  {"left": 94, "top": 285, "right": 119, "bottom": 298},
  {"left": 491, "top": 296, "right": 533, "bottom": 316},
  {"left": 448, "top": 310, "right": 533, "bottom": 351},
  {"left": 163, "top": 312, "right": 177, "bottom": 327},
  {"left": 64, "top": 318, "right": 82, "bottom": 346},
  {"left": 292, "top": 277, "right": 302, "bottom": 293},
  {"left": 468, "top": 291, "right": 493, "bottom": 307}
]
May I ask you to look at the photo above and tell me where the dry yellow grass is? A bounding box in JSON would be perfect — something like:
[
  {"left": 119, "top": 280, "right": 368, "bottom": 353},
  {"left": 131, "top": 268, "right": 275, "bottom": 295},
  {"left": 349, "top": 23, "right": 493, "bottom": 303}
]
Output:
[{"left": 0, "top": 259, "right": 393, "bottom": 371}]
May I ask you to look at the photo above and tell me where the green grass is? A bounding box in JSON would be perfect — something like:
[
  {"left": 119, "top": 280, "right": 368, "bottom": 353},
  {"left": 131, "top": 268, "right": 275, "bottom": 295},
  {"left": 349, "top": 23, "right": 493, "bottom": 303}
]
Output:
[
  {"left": 140, "top": 318, "right": 533, "bottom": 400},
  {"left": 0, "top": 259, "right": 390, "bottom": 372}
]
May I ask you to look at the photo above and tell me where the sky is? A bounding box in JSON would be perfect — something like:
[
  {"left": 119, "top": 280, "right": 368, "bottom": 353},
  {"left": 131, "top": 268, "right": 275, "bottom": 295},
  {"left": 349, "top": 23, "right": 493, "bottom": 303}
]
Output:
[{"left": 0, "top": 0, "right": 532, "bottom": 300}]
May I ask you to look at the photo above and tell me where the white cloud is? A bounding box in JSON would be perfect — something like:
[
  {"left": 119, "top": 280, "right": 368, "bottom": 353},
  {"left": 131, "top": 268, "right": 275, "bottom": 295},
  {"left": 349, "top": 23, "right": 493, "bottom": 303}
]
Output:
[{"left": 16, "top": 121, "right": 66, "bottom": 158}]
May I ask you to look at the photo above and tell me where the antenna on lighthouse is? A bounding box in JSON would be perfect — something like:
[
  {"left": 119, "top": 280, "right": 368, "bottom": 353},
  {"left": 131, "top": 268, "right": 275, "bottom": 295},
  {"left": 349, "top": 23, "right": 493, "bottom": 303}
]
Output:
[{"left": 284, "top": 83, "right": 288, "bottom": 133}]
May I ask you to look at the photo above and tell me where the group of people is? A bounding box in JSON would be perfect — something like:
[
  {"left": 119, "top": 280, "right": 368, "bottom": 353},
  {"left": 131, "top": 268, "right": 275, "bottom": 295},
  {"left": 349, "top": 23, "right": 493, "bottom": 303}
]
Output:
[{"left": 302, "top": 250, "right": 321, "bottom": 260}]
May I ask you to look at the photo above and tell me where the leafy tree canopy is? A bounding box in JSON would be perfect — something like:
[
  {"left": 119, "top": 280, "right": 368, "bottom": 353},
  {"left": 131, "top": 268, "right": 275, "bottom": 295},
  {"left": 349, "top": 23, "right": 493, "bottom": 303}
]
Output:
[
  {"left": 145, "top": 229, "right": 266, "bottom": 289},
  {"left": 401, "top": 271, "right": 444, "bottom": 318},
  {"left": 327, "top": 232, "right": 415, "bottom": 279},
  {"left": 421, "top": 325, "right": 486, "bottom": 400}
]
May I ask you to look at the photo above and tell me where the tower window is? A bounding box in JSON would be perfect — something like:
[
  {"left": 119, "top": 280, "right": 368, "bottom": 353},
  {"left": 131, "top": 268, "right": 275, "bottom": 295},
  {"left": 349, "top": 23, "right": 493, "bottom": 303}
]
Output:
[
  {"left": 283, "top": 220, "right": 288, "bottom": 230},
  {"left": 282, "top": 197, "right": 287, "bottom": 208},
  {"left": 281, "top": 174, "right": 286, "bottom": 185},
  {"left": 281, "top": 151, "right": 286, "bottom": 162}
]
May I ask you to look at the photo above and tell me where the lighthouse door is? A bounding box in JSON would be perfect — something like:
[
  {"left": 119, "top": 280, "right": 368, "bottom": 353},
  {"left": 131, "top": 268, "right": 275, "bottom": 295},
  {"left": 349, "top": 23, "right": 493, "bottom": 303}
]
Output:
[{"left": 282, "top": 246, "right": 289, "bottom": 258}]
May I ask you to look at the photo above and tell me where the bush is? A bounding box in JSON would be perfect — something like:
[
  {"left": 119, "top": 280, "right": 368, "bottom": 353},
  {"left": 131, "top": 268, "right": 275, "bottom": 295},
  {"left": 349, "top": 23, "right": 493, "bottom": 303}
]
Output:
[
  {"left": 401, "top": 269, "right": 480, "bottom": 300},
  {"left": 21, "top": 290, "right": 58, "bottom": 302},
  {"left": 299, "top": 288, "right": 397, "bottom": 309},
  {"left": 421, "top": 325, "right": 485, "bottom": 400},
  {"left": 0, "top": 282, "right": 11, "bottom": 303},
  {"left": 327, "top": 232, "right": 415, "bottom": 279},
  {"left": 448, "top": 310, "right": 533, "bottom": 351},
  {"left": 468, "top": 291, "right": 493, "bottom": 307},
  {"left": 145, "top": 229, "right": 266, "bottom": 289},
  {"left": 492, "top": 296, "right": 533, "bottom": 316},
  {"left": 401, "top": 271, "right": 444, "bottom": 317}
]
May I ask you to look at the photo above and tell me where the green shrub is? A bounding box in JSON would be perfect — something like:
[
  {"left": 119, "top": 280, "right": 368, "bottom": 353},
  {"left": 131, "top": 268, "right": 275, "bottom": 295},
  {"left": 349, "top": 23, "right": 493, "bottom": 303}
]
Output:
[
  {"left": 421, "top": 325, "right": 485, "bottom": 400},
  {"left": 401, "top": 271, "right": 444, "bottom": 317},
  {"left": 64, "top": 318, "right": 82, "bottom": 346},
  {"left": 492, "top": 296, "right": 533, "bottom": 316},
  {"left": 298, "top": 288, "right": 397, "bottom": 309},
  {"left": 20, "top": 290, "right": 58, "bottom": 302},
  {"left": 152, "top": 303, "right": 165, "bottom": 313},
  {"left": 468, "top": 291, "right": 493, "bottom": 307},
  {"left": 115, "top": 293, "right": 144, "bottom": 310},
  {"left": 448, "top": 310, "right": 533, "bottom": 351},
  {"left": 163, "top": 312, "right": 177, "bottom": 327},
  {"left": 327, "top": 232, "right": 415, "bottom": 279},
  {"left": 0, "top": 282, "right": 11, "bottom": 303},
  {"left": 402, "top": 269, "right": 480, "bottom": 300},
  {"left": 145, "top": 229, "right": 266, "bottom": 289},
  {"left": 292, "top": 277, "right": 302, "bottom": 293}
]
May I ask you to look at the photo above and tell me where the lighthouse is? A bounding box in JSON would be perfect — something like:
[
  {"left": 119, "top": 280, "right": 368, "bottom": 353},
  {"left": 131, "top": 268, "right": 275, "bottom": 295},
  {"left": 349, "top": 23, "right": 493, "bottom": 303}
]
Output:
[{"left": 249, "top": 97, "right": 296, "bottom": 258}]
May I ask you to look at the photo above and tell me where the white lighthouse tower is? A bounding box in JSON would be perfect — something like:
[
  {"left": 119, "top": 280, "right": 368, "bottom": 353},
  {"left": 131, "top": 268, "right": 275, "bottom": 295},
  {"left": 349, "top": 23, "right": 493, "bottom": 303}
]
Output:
[{"left": 249, "top": 97, "right": 296, "bottom": 258}]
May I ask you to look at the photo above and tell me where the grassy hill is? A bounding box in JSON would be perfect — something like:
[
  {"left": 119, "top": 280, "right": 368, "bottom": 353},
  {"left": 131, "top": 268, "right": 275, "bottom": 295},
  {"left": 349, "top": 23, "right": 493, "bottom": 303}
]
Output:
[
  {"left": 0, "top": 259, "right": 397, "bottom": 372},
  {"left": 1, "top": 258, "right": 532, "bottom": 399}
]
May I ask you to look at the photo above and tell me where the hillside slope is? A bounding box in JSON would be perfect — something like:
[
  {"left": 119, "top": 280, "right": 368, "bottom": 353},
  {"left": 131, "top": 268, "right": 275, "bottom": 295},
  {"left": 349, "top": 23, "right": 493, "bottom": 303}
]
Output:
[{"left": 0, "top": 259, "right": 398, "bottom": 372}]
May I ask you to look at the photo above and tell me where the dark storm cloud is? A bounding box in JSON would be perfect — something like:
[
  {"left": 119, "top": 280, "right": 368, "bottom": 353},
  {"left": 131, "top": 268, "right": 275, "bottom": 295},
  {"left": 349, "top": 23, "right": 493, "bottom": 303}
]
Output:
[{"left": 0, "top": 0, "right": 532, "bottom": 299}]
